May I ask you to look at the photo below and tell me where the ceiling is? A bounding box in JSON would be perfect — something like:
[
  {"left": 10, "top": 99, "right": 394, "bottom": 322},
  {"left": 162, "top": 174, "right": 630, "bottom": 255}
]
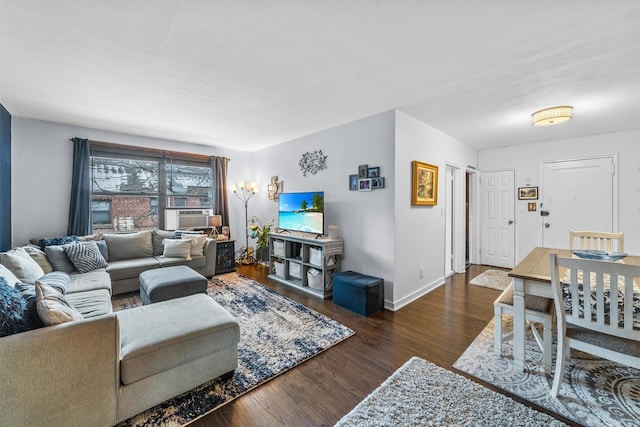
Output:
[{"left": 1, "top": 1, "right": 638, "bottom": 152}]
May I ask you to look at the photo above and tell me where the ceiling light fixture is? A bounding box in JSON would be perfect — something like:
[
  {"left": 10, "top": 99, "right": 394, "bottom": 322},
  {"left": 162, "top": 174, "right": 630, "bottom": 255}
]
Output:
[{"left": 531, "top": 106, "right": 573, "bottom": 127}]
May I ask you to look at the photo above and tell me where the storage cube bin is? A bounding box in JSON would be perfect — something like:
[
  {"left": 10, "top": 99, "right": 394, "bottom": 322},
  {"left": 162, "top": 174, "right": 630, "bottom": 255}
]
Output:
[
  {"left": 273, "top": 240, "right": 285, "bottom": 256},
  {"left": 289, "top": 262, "right": 302, "bottom": 279},
  {"left": 309, "top": 247, "right": 323, "bottom": 266},
  {"left": 274, "top": 260, "right": 285, "bottom": 277},
  {"left": 307, "top": 268, "right": 323, "bottom": 290},
  {"left": 333, "top": 271, "right": 384, "bottom": 316}
]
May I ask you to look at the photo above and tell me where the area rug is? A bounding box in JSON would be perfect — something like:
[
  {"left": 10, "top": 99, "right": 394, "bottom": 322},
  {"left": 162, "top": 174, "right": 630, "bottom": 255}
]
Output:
[
  {"left": 453, "top": 317, "right": 640, "bottom": 427},
  {"left": 113, "top": 273, "right": 355, "bottom": 426},
  {"left": 469, "top": 269, "right": 512, "bottom": 290},
  {"left": 335, "top": 356, "right": 568, "bottom": 426}
]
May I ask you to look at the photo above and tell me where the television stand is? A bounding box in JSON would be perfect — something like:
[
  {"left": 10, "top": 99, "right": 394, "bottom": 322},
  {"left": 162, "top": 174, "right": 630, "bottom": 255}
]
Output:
[{"left": 267, "top": 232, "right": 343, "bottom": 299}]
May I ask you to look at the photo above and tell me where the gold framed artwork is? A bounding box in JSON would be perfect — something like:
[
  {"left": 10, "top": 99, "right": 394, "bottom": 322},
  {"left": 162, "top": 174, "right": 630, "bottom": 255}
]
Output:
[{"left": 411, "top": 161, "right": 438, "bottom": 206}]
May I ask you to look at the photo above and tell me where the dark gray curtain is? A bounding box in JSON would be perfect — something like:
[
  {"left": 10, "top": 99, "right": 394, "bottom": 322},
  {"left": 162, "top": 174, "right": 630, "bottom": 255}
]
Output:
[
  {"left": 67, "top": 138, "right": 91, "bottom": 236},
  {"left": 210, "top": 156, "right": 229, "bottom": 226}
]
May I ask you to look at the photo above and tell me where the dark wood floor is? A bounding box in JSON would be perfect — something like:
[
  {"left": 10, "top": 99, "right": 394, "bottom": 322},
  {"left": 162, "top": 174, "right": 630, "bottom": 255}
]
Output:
[{"left": 190, "top": 264, "right": 577, "bottom": 427}]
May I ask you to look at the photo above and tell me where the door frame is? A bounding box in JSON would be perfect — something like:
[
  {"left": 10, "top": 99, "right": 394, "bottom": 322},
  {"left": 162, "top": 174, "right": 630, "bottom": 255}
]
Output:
[
  {"left": 444, "top": 161, "right": 469, "bottom": 275},
  {"left": 539, "top": 154, "right": 619, "bottom": 241}
]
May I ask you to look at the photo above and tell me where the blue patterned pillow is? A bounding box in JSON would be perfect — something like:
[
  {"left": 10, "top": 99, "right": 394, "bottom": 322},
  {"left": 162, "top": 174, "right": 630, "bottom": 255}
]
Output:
[
  {"left": 0, "top": 278, "right": 32, "bottom": 337},
  {"left": 13, "top": 283, "right": 45, "bottom": 330},
  {"left": 38, "top": 271, "right": 71, "bottom": 295},
  {"left": 38, "top": 235, "right": 79, "bottom": 252},
  {"left": 63, "top": 241, "right": 108, "bottom": 274}
]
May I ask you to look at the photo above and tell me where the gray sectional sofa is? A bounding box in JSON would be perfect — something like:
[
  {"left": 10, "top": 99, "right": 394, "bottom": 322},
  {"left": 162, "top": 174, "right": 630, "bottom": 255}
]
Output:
[{"left": 0, "top": 230, "right": 240, "bottom": 426}]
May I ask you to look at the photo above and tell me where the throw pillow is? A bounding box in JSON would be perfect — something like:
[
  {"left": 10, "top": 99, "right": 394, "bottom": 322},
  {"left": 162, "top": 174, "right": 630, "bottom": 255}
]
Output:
[
  {"left": 0, "top": 264, "right": 21, "bottom": 287},
  {"left": 14, "top": 283, "right": 45, "bottom": 330},
  {"left": 43, "top": 245, "right": 77, "bottom": 273},
  {"left": 0, "top": 278, "right": 32, "bottom": 336},
  {"left": 183, "top": 234, "right": 208, "bottom": 256},
  {"left": 152, "top": 229, "right": 176, "bottom": 256},
  {"left": 22, "top": 245, "right": 54, "bottom": 274},
  {"left": 162, "top": 239, "right": 192, "bottom": 260},
  {"left": 35, "top": 280, "right": 83, "bottom": 326},
  {"left": 103, "top": 230, "right": 153, "bottom": 261},
  {"left": 37, "top": 235, "right": 79, "bottom": 252},
  {"left": 0, "top": 247, "right": 46, "bottom": 284},
  {"left": 63, "top": 241, "right": 108, "bottom": 273},
  {"left": 38, "top": 271, "right": 71, "bottom": 294},
  {"left": 95, "top": 240, "right": 109, "bottom": 262}
]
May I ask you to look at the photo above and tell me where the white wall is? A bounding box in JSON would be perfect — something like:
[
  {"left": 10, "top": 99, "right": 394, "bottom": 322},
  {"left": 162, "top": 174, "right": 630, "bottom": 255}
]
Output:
[
  {"left": 393, "top": 111, "right": 478, "bottom": 309},
  {"left": 478, "top": 129, "right": 640, "bottom": 260},
  {"left": 249, "top": 110, "right": 397, "bottom": 302},
  {"left": 10, "top": 117, "right": 251, "bottom": 246}
]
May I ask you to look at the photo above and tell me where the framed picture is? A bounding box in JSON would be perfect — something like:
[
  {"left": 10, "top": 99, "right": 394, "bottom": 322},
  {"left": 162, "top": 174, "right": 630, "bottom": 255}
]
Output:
[
  {"left": 221, "top": 226, "right": 230, "bottom": 239},
  {"left": 372, "top": 177, "right": 385, "bottom": 189},
  {"left": 518, "top": 186, "right": 538, "bottom": 200},
  {"left": 358, "top": 178, "right": 372, "bottom": 191},
  {"left": 349, "top": 174, "right": 358, "bottom": 191},
  {"left": 358, "top": 164, "right": 368, "bottom": 178},
  {"left": 367, "top": 166, "right": 380, "bottom": 178},
  {"left": 411, "top": 161, "right": 438, "bottom": 206},
  {"left": 527, "top": 202, "right": 537, "bottom": 212}
]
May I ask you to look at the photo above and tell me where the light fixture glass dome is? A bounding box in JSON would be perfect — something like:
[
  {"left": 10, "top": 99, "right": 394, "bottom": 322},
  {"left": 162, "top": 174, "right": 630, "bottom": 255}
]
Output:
[{"left": 531, "top": 106, "right": 573, "bottom": 127}]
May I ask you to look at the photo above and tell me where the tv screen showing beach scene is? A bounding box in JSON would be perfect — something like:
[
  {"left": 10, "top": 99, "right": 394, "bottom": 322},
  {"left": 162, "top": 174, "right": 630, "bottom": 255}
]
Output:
[{"left": 278, "top": 192, "right": 324, "bottom": 234}]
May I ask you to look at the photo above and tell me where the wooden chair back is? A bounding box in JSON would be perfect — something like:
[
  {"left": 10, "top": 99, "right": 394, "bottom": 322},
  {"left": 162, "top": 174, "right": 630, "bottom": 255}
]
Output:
[{"left": 569, "top": 230, "right": 624, "bottom": 252}]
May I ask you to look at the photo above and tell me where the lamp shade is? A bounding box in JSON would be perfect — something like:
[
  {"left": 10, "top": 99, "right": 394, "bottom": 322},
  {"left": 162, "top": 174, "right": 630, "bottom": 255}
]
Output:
[
  {"left": 531, "top": 106, "right": 573, "bottom": 127},
  {"left": 208, "top": 215, "right": 222, "bottom": 227}
]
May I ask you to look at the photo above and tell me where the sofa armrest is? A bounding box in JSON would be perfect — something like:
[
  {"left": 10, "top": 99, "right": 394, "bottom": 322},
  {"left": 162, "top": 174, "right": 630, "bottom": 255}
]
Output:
[
  {"left": 202, "top": 237, "right": 217, "bottom": 277},
  {"left": 0, "top": 315, "right": 119, "bottom": 427}
]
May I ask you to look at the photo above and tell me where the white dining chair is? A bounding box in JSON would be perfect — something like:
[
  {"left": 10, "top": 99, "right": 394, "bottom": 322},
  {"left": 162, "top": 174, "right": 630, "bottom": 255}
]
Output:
[
  {"left": 548, "top": 253, "right": 640, "bottom": 397},
  {"left": 494, "top": 283, "right": 554, "bottom": 372},
  {"left": 569, "top": 230, "right": 624, "bottom": 252}
]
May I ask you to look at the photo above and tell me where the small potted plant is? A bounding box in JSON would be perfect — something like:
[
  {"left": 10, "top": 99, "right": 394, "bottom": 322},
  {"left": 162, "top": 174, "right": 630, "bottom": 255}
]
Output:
[{"left": 248, "top": 216, "right": 275, "bottom": 263}]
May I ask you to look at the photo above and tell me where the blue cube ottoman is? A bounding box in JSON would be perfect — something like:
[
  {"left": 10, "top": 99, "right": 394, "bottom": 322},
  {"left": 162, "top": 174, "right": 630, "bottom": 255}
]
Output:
[
  {"left": 139, "top": 265, "right": 208, "bottom": 305},
  {"left": 333, "top": 271, "right": 384, "bottom": 316}
]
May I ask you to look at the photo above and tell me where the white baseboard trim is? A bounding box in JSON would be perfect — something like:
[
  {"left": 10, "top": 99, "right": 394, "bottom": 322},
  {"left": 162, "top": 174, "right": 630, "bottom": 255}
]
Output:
[{"left": 383, "top": 277, "right": 444, "bottom": 311}]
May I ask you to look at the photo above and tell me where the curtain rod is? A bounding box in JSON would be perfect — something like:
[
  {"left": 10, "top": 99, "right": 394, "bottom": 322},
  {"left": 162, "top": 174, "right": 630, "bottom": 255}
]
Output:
[{"left": 69, "top": 138, "right": 229, "bottom": 162}]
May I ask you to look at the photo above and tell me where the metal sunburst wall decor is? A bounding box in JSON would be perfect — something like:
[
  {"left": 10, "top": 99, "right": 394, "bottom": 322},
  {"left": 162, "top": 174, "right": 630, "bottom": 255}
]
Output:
[{"left": 299, "top": 150, "right": 327, "bottom": 177}]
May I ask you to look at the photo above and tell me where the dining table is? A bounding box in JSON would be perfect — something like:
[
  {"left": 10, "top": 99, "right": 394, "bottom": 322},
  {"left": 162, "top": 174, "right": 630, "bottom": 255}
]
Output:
[{"left": 507, "top": 246, "right": 640, "bottom": 371}]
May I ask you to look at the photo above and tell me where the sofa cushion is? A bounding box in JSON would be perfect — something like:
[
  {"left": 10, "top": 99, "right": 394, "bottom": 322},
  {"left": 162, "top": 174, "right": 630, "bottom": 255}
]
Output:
[
  {"left": 162, "top": 239, "right": 192, "bottom": 260},
  {"left": 0, "top": 247, "right": 46, "bottom": 285},
  {"left": 0, "top": 264, "right": 20, "bottom": 288},
  {"left": 182, "top": 234, "right": 208, "bottom": 256},
  {"left": 152, "top": 229, "right": 176, "bottom": 256},
  {"left": 39, "top": 271, "right": 71, "bottom": 294},
  {"left": 103, "top": 231, "right": 153, "bottom": 261},
  {"left": 44, "top": 245, "right": 77, "bottom": 273},
  {"left": 68, "top": 270, "right": 111, "bottom": 294},
  {"left": 106, "top": 258, "right": 161, "bottom": 282},
  {"left": 35, "top": 281, "right": 84, "bottom": 326},
  {"left": 64, "top": 241, "right": 108, "bottom": 273},
  {"left": 95, "top": 240, "right": 109, "bottom": 262},
  {"left": 37, "top": 235, "right": 79, "bottom": 251},
  {"left": 156, "top": 255, "right": 207, "bottom": 269},
  {"left": 65, "top": 289, "right": 113, "bottom": 318},
  {"left": 13, "top": 283, "right": 45, "bottom": 329},
  {"left": 117, "top": 294, "right": 240, "bottom": 385},
  {"left": 0, "top": 278, "right": 33, "bottom": 336},
  {"left": 22, "top": 246, "right": 54, "bottom": 274}
]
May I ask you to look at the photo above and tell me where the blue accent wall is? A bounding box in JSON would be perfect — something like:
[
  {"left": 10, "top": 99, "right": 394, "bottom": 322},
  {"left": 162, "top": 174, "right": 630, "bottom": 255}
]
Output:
[{"left": 0, "top": 103, "right": 11, "bottom": 251}]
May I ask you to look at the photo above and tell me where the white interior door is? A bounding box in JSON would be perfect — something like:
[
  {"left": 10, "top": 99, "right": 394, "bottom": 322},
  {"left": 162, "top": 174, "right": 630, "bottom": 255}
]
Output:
[
  {"left": 481, "top": 170, "right": 515, "bottom": 268},
  {"left": 541, "top": 157, "right": 616, "bottom": 249}
]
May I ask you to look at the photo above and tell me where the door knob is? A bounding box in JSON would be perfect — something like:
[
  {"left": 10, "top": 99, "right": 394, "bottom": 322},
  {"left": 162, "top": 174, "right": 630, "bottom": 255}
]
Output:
[
  {"left": 544, "top": 223, "right": 550, "bottom": 228},
  {"left": 508, "top": 220, "right": 514, "bottom": 225}
]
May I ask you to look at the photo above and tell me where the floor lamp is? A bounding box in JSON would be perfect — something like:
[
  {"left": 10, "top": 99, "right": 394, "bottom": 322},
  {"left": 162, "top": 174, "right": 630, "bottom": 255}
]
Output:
[{"left": 231, "top": 181, "right": 258, "bottom": 263}]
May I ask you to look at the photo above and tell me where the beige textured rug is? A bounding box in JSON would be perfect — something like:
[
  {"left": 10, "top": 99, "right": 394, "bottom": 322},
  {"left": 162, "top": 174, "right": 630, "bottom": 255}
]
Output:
[{"left": 469, "top": 269, "right": 512, "bottom": 291}]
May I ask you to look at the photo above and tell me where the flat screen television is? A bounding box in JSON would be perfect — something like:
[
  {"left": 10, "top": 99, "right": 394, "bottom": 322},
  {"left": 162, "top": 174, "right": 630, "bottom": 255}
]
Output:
[{"left": 277, "top": 191, "right": 324, "bottom": 235}]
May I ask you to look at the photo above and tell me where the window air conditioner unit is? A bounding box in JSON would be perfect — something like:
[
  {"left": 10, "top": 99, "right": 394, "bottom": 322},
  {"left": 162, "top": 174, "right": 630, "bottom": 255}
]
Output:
[{"left": 165, "top": 209, "right": 212, "bottom": 230}]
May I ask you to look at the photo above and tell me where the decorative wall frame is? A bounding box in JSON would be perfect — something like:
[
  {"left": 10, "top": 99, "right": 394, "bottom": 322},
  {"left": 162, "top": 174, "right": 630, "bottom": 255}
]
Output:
[
  {"left": 349, "top": 174, "right": 358, "bottom": 191},
  {"left": 372, "top": 177, "right": 385, "bottom": 189},
  {"left": 358, "top": 164, "right": 368, "bottom": 178},
  {"left": 367, "top": 166, "right": 380, "bottom": 178},
  {"left": 411, "top": 160, "right": 438, "bottom": 206},
  {"left": 358, "top": 178, "right": 372, "bottom": 191},
  {"left": 518, "top": 186, "right": 538, "bottom": 200},
  {"left": 299, "top": 150, "right": 327, "bottom": 177}
]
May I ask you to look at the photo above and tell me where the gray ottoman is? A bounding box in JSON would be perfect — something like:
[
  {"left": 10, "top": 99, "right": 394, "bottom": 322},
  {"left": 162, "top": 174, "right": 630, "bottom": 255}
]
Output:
[{"left": 139, "top": 265, "right": 207, "bottom": 305}]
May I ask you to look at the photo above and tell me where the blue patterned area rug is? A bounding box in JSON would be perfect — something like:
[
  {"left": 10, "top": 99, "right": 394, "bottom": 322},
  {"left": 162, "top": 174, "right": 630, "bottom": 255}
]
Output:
[
  {"left": 453, "top": 318, "right": 640, "bottom": 427},
  {"left": 112, "top": 273, "right": 354, "bottom": 426}
]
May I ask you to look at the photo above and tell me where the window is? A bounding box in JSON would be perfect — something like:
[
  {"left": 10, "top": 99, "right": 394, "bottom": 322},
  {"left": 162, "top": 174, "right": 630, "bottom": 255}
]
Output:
[{"left": 90, "top": 149, "right": 213, "bottom": 232}]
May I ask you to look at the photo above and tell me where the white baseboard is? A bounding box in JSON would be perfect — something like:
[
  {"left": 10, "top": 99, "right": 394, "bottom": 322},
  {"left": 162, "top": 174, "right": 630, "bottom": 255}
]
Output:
[{"left": 383, "top": 276, "right": 444, "bottom": 311}]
